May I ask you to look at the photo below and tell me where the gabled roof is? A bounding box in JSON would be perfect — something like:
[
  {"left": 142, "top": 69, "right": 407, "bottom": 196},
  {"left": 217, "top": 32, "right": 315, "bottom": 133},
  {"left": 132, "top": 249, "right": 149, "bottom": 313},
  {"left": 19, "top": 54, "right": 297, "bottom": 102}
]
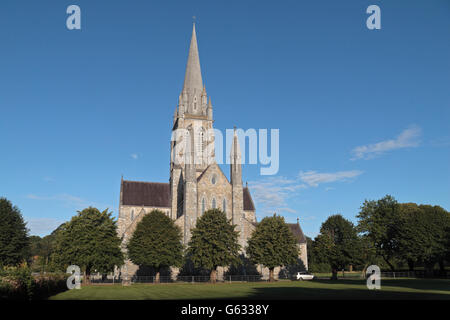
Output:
[
  {"left": 287, "top": 222, "right": 307, "bottom": 244},
  {"left": 121, "top": 178, "right": 256, "bottom": 212},
  {"left": 243, "top": 187, "right": 255, "bottom": 211},
  {"left": 121, "top": 180, "right": 170, "bottom": 208},
  {"left": 197, "top": 164, "right": 230, "bottom": 184}
]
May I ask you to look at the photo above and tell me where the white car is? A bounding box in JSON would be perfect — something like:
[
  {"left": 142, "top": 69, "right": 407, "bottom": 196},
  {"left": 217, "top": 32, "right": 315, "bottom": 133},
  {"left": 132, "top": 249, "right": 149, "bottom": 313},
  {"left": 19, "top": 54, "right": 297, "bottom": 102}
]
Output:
[{"left": 296, "top": 271, "right": 315, "bottom": 280}]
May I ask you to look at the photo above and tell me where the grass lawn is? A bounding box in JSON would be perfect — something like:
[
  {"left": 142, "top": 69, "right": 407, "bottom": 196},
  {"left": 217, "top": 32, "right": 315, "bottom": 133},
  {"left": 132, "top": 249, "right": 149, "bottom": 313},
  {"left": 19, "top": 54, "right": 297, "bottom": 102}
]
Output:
[{"left": 50, "top": 278, "right": 450, "bottom": 300}]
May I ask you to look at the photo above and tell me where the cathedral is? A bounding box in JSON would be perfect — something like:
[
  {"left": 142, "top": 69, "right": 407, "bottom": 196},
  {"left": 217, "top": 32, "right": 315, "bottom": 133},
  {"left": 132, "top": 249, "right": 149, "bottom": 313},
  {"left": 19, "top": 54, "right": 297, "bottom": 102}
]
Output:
[{"left": 117, "top": 24, "right": 307, "bottom": 278}]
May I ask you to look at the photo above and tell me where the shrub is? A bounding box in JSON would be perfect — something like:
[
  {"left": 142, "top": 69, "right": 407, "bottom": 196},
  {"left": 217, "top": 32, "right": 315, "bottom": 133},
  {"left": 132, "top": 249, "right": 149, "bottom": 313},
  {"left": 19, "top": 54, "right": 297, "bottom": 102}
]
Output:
[{"left": 0, "top": 265, "right": 67, "bottom": 300}]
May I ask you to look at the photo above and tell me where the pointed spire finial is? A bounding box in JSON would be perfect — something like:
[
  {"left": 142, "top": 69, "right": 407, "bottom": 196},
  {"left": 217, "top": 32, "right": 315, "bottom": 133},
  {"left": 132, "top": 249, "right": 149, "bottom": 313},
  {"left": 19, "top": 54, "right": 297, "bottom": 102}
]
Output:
[
  {"left": 183, "top": 23, "right": 203, "bottom": 93},
  {"left": 297, "top": 217, "right": 299, "bottom": 224}
]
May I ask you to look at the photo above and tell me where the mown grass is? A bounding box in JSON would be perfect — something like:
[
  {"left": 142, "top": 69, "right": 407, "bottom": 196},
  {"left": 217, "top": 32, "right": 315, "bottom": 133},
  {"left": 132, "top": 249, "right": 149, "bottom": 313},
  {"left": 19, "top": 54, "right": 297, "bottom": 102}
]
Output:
[{"left": 50, "top": 278, "right": 450, "bottom": 300}]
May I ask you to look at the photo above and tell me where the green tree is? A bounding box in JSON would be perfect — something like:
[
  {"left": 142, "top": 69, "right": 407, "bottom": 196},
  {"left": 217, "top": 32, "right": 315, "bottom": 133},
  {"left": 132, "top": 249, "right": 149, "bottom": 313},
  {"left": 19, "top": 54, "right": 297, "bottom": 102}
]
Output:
[
  {"left": 396, "top": 203, "right": 429, "bottom": 271},
  {"left": 397, "top": 204, "right": 450, "bottom": 274},
  {"left": 356, "top": 195, "right": 400, "bottom": 271},
  {"left": 29, "top": 226, "right": 62, "bottom": 273},
  {"left": 415, "top": 205, "right": 449, "bottom": 275},
  {"left": 0, "top": 198, "right": 30, "bottom": 266},
  {"left": 52, "top": 207, "right": 123, "bottom": 284},
  {"left": 127, "top": 209, "right": 183, "bottom": 283},
  {"left": 187, "top": 209, "right": 241, "bottom": 283},
  {"left": 315, "top": 214, "right": 360, "bottom": 280},
  {"left": 246, "top": 214, "right": 298, "bottom": 282}
]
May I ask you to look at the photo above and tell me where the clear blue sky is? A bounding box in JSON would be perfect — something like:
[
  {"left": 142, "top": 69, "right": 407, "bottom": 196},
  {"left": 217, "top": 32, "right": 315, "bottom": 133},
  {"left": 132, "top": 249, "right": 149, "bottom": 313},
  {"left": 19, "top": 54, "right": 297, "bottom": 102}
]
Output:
[{"left": 1, "top": 0, "right": 449, "bottom": 237}]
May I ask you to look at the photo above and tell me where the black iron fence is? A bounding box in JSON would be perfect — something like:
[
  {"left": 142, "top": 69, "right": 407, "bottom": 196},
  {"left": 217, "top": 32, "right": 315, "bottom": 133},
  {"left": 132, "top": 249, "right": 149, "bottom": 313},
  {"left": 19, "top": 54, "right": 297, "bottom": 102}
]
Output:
[
  {"left": 80, "top": 269, "right": 450, "bottom": 284},
  {"left": 88, "top": 274, "right": 266, "bottom": 284}
]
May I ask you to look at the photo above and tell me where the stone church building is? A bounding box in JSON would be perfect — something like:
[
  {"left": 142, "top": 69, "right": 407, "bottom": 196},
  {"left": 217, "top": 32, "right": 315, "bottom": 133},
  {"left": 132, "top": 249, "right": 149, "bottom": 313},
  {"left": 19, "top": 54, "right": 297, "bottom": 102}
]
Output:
[{"left": 117, "top": 25, "right": 307, "bottom": 279}]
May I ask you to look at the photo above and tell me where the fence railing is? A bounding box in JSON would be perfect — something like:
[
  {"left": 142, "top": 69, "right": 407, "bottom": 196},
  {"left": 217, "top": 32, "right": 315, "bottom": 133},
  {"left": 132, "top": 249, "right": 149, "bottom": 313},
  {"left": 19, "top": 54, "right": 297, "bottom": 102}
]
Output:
[
  {"left": 72, "top": 269, "right": 450, "bottom": 284},
  {"left": 88, "top": 274, "right": 267, "bottom": 284}
]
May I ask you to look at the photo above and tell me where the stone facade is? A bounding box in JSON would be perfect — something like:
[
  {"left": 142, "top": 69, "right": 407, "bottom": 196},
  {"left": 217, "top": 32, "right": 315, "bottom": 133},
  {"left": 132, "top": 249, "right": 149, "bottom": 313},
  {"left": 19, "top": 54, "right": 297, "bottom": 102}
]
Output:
[{"left": 117, "top": 24, "right": 308, "bottom": 280}]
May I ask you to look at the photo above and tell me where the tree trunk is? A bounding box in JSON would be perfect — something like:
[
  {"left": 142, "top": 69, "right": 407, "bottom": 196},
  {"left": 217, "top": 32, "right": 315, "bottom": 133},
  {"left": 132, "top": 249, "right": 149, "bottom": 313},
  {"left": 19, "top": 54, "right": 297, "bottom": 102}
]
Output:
[
  {"left": 210, "top": 268, "right": 217, "bottom": 284},
  {"left": 425, "top": 262, "right": 434, "bottom": 278},
  {"left": 349, "top": 265, "right": 353, "bottom": 272},
  {"left": 382, "top": 256, "right": 395, "bottom": 272},
  {"left": 85, "top": 267, "right": 91, "bottom": 285},
  {"left": 331, "top": 268, "right": 338, "bottom": 280},
  {"left": 269, "top": 268, "right": 274, "bottom": 282},
  {"left": 155, "top": 270, "right": 160, "bottom": 284},
  {"left": 438, "top": 260, "right": 445, "bottom": 272},
  {"left": 407, "top": 260, "right": 415, "bottom": 271},
  {"left": 361, "top": 263, "right": 369, "bottom": 278}
]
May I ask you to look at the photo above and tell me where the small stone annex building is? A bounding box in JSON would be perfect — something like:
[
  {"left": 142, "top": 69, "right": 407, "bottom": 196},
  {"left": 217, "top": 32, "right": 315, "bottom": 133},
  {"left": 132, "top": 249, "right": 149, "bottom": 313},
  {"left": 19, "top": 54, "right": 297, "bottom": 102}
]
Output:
[{"left": 117, "top": 24, "right": 307, "bottom": 279}]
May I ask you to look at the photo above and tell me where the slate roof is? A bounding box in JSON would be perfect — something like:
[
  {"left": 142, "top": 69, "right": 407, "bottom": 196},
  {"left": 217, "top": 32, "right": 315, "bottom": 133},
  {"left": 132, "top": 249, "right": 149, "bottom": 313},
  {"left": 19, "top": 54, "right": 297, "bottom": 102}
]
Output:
[
  {"left": 243, "top": 187, "right": 255, "bottom": 211},
  {"left": 121, "top": 180, "right": 256, "bottom": 212},
  {"left": 121, "top": 180, "right": 170, "bottom": 208},
  {"left": 287, "top": 223, "right": 307, "bottom": 244}
]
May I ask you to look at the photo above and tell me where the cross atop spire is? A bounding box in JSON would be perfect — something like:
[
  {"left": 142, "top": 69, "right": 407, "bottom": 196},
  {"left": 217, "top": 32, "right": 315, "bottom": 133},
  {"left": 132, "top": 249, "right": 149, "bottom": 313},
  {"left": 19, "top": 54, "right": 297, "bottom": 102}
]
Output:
[{"left": 183, "top": 23, "right": 203, "bottom": 93}]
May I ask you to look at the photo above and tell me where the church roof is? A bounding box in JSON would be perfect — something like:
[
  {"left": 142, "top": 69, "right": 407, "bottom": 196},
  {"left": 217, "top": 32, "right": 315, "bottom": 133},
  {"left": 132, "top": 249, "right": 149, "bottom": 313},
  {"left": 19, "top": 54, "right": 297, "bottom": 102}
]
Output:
[
  {"left": 121, "top": 180, "right": 170, "bottom": 208},
  {"left": 243, "top": 187, "right": 255, "bottom": 211},
  {"left": 121, "top": 180, "right": 256, "bottom": 212},
  {"left": 287, "top": 222, "right": 307, "bottom": 244}
]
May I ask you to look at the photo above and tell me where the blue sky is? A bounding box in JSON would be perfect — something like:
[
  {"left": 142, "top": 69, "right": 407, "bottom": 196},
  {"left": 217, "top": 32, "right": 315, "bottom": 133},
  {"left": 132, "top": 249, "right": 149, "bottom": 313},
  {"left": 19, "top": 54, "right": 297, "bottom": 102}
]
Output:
[{"left": 1, "top": 0, "right": 449, "bottom": 237}]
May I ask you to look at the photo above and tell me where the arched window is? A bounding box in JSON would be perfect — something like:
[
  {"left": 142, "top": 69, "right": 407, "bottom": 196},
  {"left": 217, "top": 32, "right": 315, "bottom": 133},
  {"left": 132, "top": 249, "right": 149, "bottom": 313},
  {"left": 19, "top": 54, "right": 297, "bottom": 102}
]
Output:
[
  {"left": 212, "top": 197, "right": 216, "bottom": 209},
  {"left": 223, "top": 198, "right": 226, "bottom": 213},
  {"left": 202, "top": 198, "right": 206, "bottom": 214}
]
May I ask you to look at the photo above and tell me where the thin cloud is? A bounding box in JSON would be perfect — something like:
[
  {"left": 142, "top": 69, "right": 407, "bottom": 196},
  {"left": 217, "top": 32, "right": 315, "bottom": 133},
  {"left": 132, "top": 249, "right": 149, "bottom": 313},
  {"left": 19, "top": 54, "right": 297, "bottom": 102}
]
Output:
[
  {"left": 430, "top": 136, "right": 450, "bottom": 148},
  {"left": 277, "top": 207, "right": 298, "bottom": 214},
  {"left": 130, "top": 153, "right": 139, "bottom": 160},
  {"left": 25, "top": 217, "right": 63, "bottom": 237},
  {"left": 26, "top": 193, "right": 106, "bottom": 210},
  {"left": 249, "top": 169, "right": 362, "bottom": 218},
  {"left": 299, "top": 170, "right": 363, "bottom": 187},
  {"left": 248, "top": 176, "right": 307, "bottom": 216},
  {"left": 351, "top": 125, "right": 422, "bottom": 160}
]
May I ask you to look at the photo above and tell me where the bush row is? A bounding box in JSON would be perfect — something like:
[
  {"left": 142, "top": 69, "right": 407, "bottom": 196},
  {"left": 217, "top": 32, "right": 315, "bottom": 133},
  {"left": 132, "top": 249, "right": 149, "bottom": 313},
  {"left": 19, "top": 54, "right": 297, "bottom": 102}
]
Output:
[{"left": 0, "top": 266, "right": 67, "bottom": 300}]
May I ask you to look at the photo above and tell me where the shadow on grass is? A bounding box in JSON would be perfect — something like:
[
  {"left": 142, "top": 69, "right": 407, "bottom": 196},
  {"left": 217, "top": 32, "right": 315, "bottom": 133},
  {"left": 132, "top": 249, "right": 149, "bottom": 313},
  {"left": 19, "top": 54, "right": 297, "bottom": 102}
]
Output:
[
  {"left": 239, "top": 279, "right": 450, "bottom": 300},
  {"left": 318, "top": 278, "right": 450, "bottom": 293}
]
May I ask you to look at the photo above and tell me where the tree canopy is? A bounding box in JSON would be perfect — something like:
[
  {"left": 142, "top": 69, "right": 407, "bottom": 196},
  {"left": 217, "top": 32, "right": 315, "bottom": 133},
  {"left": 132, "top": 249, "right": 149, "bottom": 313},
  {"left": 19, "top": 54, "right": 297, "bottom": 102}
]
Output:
[
  {"left": 357, "top": 195, "right": 450, "bottom": 273},
  {"left": 0, "top": 198, "right": 30, "bottom": 266},
  {"left": 246, "top": 214, "right": 298, "bottom": 281},
  {"left": 356, "top": 195, "right": 400, "bottom": 271},
  {"left": 314, "top": 214, "right": 360, "bottom": 279},
  {"left": 397, "top": 203, "right": 449, "bottom": 273},
  {"left": 52, "top": 207, "right": 123, "bottom": 283},
  {"left": 127, "top": 209, "right": 183, "bottom": 282},
  {"left": 187, "top": 209, "right": 241, "bottom": 283}
]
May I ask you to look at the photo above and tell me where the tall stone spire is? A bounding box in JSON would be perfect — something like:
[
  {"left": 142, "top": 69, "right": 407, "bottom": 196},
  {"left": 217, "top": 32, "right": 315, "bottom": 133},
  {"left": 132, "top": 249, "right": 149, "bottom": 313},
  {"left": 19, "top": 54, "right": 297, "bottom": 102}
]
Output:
[
  {"left": 230, "top": 128, "right": 243, "bottom": 226},
  {"left": 230, "top": 128, "right": 242, "bottom": 172},
  {"left": 183, "top": 23, "right": 203, "bottom": 93}
]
